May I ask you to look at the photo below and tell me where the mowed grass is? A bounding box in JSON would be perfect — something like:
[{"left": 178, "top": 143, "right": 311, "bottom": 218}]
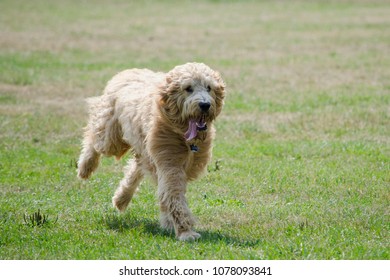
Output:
[{"left": 0, "top": 0, "right": 389, "bottom": 259}]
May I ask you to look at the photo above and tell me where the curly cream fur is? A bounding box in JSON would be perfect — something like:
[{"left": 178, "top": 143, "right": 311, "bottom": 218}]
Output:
[{"left": 77, "top": 62, "right": 225, "bottom": 241}]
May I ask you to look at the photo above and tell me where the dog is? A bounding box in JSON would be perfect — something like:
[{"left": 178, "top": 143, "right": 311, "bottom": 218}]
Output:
[{"left": 77, "top": 62, "right": 226, "bottom": 241}]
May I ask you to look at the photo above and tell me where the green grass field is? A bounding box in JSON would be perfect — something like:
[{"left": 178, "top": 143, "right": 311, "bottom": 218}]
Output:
[{"left": 0, "top": 0, "right": 389, "bottom": 259}]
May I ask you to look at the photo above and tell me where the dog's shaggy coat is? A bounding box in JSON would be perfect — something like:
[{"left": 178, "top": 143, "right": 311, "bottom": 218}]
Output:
[{"left": 77, "top": 63, "right": 225, "bottom": 241}]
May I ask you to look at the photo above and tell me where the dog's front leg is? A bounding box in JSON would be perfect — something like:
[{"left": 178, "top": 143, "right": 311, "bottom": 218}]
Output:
[{"left": 157, "top": 167, "right": 200, "bottom": 241}]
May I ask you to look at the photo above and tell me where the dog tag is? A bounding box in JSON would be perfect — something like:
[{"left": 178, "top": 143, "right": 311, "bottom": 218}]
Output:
[
  {"left": 190, "top": 144, "right": 199, "bottom": 152},
  {"left": 197, "top": 124, "right": 208, "bottom": 131}
]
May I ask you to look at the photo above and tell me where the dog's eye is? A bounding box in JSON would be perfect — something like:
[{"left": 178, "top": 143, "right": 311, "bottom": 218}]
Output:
[
  {"left": 206, "top": 85, "right": 211, "bottom": 92},
  {"left": 185, "top": 86, "right": 194, "bottom": 94}
]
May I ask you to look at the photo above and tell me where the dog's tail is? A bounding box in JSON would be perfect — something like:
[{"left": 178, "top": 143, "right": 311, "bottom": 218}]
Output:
[{"left": 77, "top": 127, "right": 101, "bottom": 180}]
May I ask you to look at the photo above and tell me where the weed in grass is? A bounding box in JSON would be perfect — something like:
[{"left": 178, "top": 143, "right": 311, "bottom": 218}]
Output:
[
  {"left": 208, "top": 159, "right": 223, "bottom": 172},
  {"left": 23, "top": 209, "right": 58, "bottom": 227}
]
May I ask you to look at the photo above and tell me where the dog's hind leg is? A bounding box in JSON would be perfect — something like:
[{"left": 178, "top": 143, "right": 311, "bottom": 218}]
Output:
[
  {"left": 77, "top": 128, "right": 101, "bottom": 180},
  {"left": 112, "top": 158, "right": 144, "bottom": 212}
]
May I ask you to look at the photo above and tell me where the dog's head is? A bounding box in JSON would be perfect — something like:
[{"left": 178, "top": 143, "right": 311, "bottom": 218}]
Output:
[{"left": 159, "top": 62, "right": 226, "bottom": 141}]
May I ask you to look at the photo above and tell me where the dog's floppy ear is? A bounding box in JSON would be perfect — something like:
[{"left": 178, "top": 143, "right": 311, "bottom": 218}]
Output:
[
  {"left": 157, "top": 73, "right": 184, "bottom": 123},
  {"left": 159, "top": 73, "right": 179, "bottom": 107},
  {"left": 212, "top": 70, "right": 226, "bottom": 97},
  {"left": 159, "top": 75, "right": 171, "bottom": 106},
  {"left": 212, "top": 70, "right": 226, "bottom": 115}
]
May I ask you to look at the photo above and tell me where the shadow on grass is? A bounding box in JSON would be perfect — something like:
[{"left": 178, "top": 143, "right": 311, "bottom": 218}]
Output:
[
  {"left": 103, "top": 213, "right": 173, "bottom": 238},
  {"left": 103, "top": 213, "right": 261, "bottom": 248}
]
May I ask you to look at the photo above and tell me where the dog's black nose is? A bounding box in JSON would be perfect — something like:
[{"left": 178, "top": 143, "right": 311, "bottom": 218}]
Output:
[{"left": 199, "top": 102, "right": 211, "bottom": 112}]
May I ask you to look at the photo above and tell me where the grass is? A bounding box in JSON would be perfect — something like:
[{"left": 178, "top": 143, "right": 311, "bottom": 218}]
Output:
[{"left": 0, "top": 0, "right": 389, "bottom": 259}]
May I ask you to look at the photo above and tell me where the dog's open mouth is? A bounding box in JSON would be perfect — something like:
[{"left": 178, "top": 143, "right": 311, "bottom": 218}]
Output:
[{"left": 184, "top": 116, "right": 207, "bottom": 141}]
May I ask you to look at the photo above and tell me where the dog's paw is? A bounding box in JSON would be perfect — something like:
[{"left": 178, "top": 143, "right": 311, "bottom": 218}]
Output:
[
  {"left": 178, "top": 230, "right": 201, "bottom": 242},
  {"left": 77, "top": 158, "right": 97, "bottom": 180},
  {"left": 160, "top": 213, "right": 175, "bottom": 230},
  {"left": 77, "top": 167, "right": 91, "bottom": 180},
  {"left": 112, "top": 194, "right": 129, "bottom": 212}
]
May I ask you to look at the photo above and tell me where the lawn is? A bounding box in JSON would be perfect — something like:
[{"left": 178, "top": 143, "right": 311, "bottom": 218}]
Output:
[{"left": 0, "top": 0, "right": 389, "bottom": 259}]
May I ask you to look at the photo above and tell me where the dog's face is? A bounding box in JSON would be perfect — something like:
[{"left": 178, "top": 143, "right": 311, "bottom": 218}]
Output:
[{"left": 159, "top": 63, "right": 225, "bottom": 140}]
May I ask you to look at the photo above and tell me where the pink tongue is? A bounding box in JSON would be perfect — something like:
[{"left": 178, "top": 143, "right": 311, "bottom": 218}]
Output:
[{"left": 184, "top": 120, "right": 197, "bottom": 141}]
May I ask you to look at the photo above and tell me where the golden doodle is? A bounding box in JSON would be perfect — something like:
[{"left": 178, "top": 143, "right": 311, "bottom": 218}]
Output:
[{"left": 77, "top": 63, "right": 226, "bottom": 241}]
